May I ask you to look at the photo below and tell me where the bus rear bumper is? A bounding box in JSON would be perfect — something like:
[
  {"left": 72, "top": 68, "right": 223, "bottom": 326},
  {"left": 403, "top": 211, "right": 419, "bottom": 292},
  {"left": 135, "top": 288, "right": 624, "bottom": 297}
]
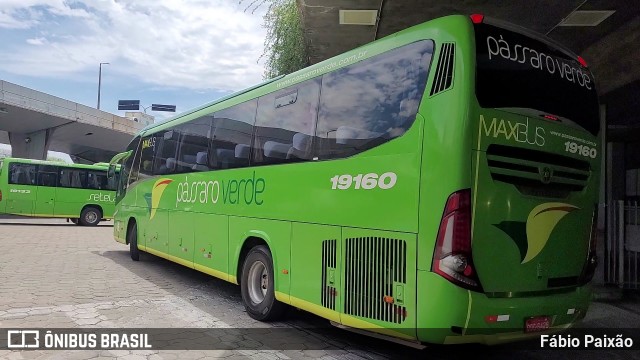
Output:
[{"left": 417, "top": 271, "right": 592, "bottom": 345}]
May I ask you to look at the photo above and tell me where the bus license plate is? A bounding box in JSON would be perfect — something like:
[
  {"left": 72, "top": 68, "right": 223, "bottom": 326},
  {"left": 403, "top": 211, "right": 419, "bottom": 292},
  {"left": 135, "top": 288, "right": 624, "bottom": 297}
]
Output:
[{"left": 525, "top": 316, "right": 550, "bottom": 333}]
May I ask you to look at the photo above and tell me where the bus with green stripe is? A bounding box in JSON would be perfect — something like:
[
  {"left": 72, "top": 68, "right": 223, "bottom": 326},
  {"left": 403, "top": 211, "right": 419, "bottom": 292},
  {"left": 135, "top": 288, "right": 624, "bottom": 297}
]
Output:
[
  {"left": 0, "top": 157, "right": 118, "bottom": 226},
  {"left": 109, "top": 13, "right": 601, "bottom": 346}
]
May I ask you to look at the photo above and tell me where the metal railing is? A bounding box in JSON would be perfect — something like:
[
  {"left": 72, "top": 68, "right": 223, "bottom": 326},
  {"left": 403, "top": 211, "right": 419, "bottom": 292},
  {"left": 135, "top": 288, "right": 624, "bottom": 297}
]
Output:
[{"left": 605, "top": 200, "right": 640, "bottom": 289}]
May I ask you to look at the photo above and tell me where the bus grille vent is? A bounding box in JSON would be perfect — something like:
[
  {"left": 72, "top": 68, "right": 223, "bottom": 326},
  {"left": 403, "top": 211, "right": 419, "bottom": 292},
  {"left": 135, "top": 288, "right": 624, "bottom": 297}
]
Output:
[
  {"left": 344, "top": 236, "right": 407, "bottom": 324},
  {"left": 429, "top": 42, "right": 455, "bottom": 96},
  {"left": 321, "top": 239, "right": 337, "bottom": 310},
  {"left": 486, "top": 144, "right": 591, "bottom": 198}
]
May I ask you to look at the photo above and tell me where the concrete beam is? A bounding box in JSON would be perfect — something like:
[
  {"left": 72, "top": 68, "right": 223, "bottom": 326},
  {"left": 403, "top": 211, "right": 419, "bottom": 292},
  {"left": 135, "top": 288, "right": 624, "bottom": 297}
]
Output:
[
  {"left": 0, "top": 80, "right": 143, "bottom": 135},
  {"left": 8, "top": 128, "right": 54, "bottom": 160}
]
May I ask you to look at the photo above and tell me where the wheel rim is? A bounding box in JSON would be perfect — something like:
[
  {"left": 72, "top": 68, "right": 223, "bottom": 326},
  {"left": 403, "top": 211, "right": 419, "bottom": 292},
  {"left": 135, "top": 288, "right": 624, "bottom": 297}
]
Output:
[
  {"left": 85, "top": 211, "right": 98, "bottom": 223},
  {"left": 247, "top": 261, "right": 268, "bottom": 304}
]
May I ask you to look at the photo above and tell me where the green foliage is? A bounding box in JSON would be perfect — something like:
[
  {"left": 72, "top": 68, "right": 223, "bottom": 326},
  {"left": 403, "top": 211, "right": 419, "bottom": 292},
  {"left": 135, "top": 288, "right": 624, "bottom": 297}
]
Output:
[{"left": 259, "top": 0, "right": 309, "bottom": 79}]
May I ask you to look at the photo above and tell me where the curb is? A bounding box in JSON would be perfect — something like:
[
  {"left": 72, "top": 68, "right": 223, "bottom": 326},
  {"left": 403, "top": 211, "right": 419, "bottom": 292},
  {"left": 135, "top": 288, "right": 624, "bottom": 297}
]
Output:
[{"left": 592, "top": 285, "right": 624, "bottom": 302}]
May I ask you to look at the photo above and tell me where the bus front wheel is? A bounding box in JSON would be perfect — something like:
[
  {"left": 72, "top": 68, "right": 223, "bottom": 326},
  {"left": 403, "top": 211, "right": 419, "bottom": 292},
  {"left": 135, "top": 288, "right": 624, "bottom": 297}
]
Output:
[
  {"left": 128, "top": 222, "right": 140, "bottom": 261},
  {"left": 240, "top": 245, "right": 286, "bottom": 321},
  {"left": 80, "top": 207, "right": 101, "bottom": 226}
]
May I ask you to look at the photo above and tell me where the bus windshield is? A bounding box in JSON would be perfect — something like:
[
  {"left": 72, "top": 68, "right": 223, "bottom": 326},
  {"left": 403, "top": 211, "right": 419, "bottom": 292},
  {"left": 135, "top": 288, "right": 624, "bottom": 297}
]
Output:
[{"left": 474, "top": 20, "right": 600, "bottom": 135}]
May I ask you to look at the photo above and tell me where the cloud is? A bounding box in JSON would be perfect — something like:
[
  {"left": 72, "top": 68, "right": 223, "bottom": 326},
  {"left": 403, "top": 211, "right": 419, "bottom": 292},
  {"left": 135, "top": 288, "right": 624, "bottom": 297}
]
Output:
[
  {"left": 26, "top": 37, "right": 47, "bottom": 45},
  {"left": 0, "top": 0, "right": 268, "bottom": 92},
  {"left": 0, "top": 0, "right": 90, "bottom": 28}
]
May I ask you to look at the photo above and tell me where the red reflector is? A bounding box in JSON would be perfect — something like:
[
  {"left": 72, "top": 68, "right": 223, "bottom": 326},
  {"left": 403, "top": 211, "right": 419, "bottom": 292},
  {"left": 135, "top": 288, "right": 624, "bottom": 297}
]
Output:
[
  {"left": 577, "top": 56, "right": 588, "bottom": 68},
  {"left": 470, "top": 14, "right": 484, "bottom": 24},
  {"left": 485, "top": 315, "right": 498, "bottom": 323},
  {"left": 543, "top": 114, "right": 559, "bottom": 121}
]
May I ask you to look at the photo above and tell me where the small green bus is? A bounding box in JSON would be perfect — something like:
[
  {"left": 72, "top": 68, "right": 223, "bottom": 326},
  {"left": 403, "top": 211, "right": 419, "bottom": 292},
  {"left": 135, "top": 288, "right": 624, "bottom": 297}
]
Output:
[
  {"left": 0, "top": 157, "right": 117, "bottom": 226},
  {"left": 110, "top": 14, "right": 601, "bottom": 346}
]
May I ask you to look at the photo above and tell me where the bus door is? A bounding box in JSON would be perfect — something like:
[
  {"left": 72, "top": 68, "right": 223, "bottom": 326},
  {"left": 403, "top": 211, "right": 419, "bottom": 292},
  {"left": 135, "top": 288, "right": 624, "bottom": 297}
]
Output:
[
  {"left": 6, "top": 162, "right": 37, "bottom": 215},
  {"left": 34, "top": 165, "right": 58, "bottom": 216}
]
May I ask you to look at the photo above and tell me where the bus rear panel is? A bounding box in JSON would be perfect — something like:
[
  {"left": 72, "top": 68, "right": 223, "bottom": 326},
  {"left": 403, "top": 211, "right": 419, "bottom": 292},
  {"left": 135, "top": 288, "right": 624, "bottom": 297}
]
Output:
[{"left": 421, "top": 15, "right": 600, "bottom": 344}]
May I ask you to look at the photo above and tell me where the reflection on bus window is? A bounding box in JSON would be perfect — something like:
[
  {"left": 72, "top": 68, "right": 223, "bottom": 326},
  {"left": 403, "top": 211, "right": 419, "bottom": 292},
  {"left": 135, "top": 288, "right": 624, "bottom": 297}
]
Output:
[
  {"left": 9, "top": 163, "right": 36, "bottom": 185},
  {"left": 316, "top": 40, "right": 433, "bottom": 159}
]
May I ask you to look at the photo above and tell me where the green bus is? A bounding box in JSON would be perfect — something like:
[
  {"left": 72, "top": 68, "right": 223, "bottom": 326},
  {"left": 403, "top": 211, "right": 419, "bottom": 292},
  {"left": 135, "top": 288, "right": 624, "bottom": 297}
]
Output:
[
  {"left": 110, "top": 14, "right": 601, "bottom": 345},
  {"left": 0, "top": 157, "right": 118, "bottom": 226}
]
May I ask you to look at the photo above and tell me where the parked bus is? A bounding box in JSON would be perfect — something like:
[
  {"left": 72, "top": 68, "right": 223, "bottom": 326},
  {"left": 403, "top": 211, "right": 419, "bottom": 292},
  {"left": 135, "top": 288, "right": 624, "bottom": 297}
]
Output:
[
  {"left": 0, "top": 157, "right": 118, "bottom": 226},
  {"left": 109, "top": 14, "right": 601, "bottom": 345}
]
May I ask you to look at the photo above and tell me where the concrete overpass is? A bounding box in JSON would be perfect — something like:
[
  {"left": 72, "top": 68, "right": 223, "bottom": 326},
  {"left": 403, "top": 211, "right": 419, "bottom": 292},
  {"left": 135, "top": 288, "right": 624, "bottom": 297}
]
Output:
[{"left": 0, "top": 80, "right": 145, "bottom": 163}]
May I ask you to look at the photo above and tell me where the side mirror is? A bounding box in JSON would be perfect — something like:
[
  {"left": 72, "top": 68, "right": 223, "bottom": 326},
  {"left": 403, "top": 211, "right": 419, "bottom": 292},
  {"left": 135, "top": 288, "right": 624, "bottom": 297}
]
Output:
[{"left": 107, "top": 164, "right": 116, "bottom": 179}]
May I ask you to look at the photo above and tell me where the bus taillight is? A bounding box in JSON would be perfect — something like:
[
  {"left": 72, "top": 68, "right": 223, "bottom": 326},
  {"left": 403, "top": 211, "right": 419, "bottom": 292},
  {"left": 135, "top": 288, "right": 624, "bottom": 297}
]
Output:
[
  {"left": 577, "top": 55, "right": 588, "bottom": 68},
  {"left": 470, "top": 14, "right": 484, "bottom": 24},
  {"left": 0, "top": 189, "right": 2, "bottom": 201},
  {"left": 432, "top": 189, "right": 483, "bottom": 291}
]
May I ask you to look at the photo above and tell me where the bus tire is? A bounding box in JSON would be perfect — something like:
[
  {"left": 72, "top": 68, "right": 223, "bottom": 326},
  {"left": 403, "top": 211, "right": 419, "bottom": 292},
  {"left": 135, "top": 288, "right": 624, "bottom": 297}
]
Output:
[
  {"left": 79, "top": 207, "right": 101, "bottom": 226},
  {"left": 240, "top": 245, "right": 286, "bottom": 321},
  {"left": 128, "top": 222, "right": 140, "bottom": 261}
]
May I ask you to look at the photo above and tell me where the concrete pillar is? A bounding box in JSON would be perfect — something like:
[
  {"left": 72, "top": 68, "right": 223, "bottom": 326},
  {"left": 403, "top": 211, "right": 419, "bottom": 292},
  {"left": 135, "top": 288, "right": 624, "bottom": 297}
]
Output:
[
  {"left": 608, "top": 142, "right": 626, "bottom": 201},
  {"left": 8, "top": 128, "right": 54, "bottom": 160},
  {"left": 594, "top": 105, "right": 607, "bottom": 285},
  {"left": 598, "top": 104, "right": 606, "bottom": 230}
]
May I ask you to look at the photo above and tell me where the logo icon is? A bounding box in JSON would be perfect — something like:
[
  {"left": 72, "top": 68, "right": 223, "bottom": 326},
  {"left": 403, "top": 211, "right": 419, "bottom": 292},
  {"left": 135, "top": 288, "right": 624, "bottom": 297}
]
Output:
[
  {"left": 146, "top": 178, "right": 173, "bottom": 220},
  {"left": 539, "top": 166, "right": 553, "bottom": 184},
  {"left": 494, "top": 202, "right": 579, "bottom": 264},
  {"left": 7, "top": 330, "right": 39, "bottom": 348}
]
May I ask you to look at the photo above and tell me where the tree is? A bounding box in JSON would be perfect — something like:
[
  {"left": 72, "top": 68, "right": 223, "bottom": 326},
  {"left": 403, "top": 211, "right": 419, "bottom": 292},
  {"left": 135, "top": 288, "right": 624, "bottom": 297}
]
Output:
[{"left": 243, "top": 0, "right": 309, "bottom": 79}]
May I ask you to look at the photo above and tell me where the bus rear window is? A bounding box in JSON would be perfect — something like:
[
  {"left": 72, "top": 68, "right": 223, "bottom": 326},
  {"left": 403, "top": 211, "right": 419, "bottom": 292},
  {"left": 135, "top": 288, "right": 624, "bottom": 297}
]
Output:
[{"left": 474, "top": 22, "right": 600, "bottom": 135}]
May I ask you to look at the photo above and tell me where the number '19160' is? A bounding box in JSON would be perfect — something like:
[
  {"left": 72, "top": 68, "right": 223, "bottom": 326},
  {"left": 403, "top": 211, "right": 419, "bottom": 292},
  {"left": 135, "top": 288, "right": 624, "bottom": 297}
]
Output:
[
  {"left": 330, "top": 172, "right": 397, "bottom": 190},
  {"left": 565, "top": 141, "right": 597, "bottom": 159}
]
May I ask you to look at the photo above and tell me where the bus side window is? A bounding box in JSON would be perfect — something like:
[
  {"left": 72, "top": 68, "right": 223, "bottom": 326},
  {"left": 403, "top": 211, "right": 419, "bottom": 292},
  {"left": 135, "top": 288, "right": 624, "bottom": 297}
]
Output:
[
  {"left": 60, "top": 168, "right": 87, "bottom": 188},
  {"left": 87, "top": 171, "right": 108, "bottom": 190},
  {"left": 9, "top": 163, "right": 37, "bottom": 185},
  {"left": 153, "top": 130, "right": 180, "bottom": 175},
  {"left": 175, "top": 117, "right": 212, "bottom": 173},
  {"left": 37, "top": 165, "right": 59, "bottom": 187},
  {"left": 315, "top": 40, "right": 433, "bottom": 159},
  {"left": 253, "top": 78, "right": 320, "bottom": 166},
  {"left": 212, "top": 99, "right": 257, "bottom": 169},
  {"left": 138, "top": 134, "right": 160, "bottom": 180}
]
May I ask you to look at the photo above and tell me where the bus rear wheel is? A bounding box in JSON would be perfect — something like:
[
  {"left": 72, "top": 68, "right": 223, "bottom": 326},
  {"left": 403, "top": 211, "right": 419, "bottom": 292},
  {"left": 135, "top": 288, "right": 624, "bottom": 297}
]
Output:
[
  {"left": 80, "top": 207, "right": 101, "bottom": 226},
  {"left": 128, "top": 222, "right": 140, "bottom": 261},
  {"left": 240, "top": 245, "right": 286, "bottom": 321}
]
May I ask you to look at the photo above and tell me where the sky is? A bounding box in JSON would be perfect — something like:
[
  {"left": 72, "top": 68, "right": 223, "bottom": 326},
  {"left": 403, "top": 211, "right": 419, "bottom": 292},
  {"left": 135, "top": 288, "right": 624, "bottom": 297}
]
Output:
[{"left": 0, "top": 0, "right": 269, "bottom": 162}]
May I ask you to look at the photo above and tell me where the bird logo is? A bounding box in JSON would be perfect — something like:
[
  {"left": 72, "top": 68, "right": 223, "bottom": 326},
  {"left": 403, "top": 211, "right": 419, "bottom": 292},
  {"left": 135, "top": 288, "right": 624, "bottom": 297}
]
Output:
[
  {"left": 146, "top": 178, "right": 173, "bottom": 220},
  {"left": 494, "top": 202, "right": 579, "bottom": 264}
]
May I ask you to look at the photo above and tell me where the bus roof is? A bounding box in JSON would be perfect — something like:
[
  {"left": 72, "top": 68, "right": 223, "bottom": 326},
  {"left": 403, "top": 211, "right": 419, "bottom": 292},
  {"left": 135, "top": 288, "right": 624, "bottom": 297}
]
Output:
[
  {"left": 139, "top": 75, "right": 285, "bottom": 134},
  {"left": 1, "top": 157, "right": 113, "bottom": 170}
]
